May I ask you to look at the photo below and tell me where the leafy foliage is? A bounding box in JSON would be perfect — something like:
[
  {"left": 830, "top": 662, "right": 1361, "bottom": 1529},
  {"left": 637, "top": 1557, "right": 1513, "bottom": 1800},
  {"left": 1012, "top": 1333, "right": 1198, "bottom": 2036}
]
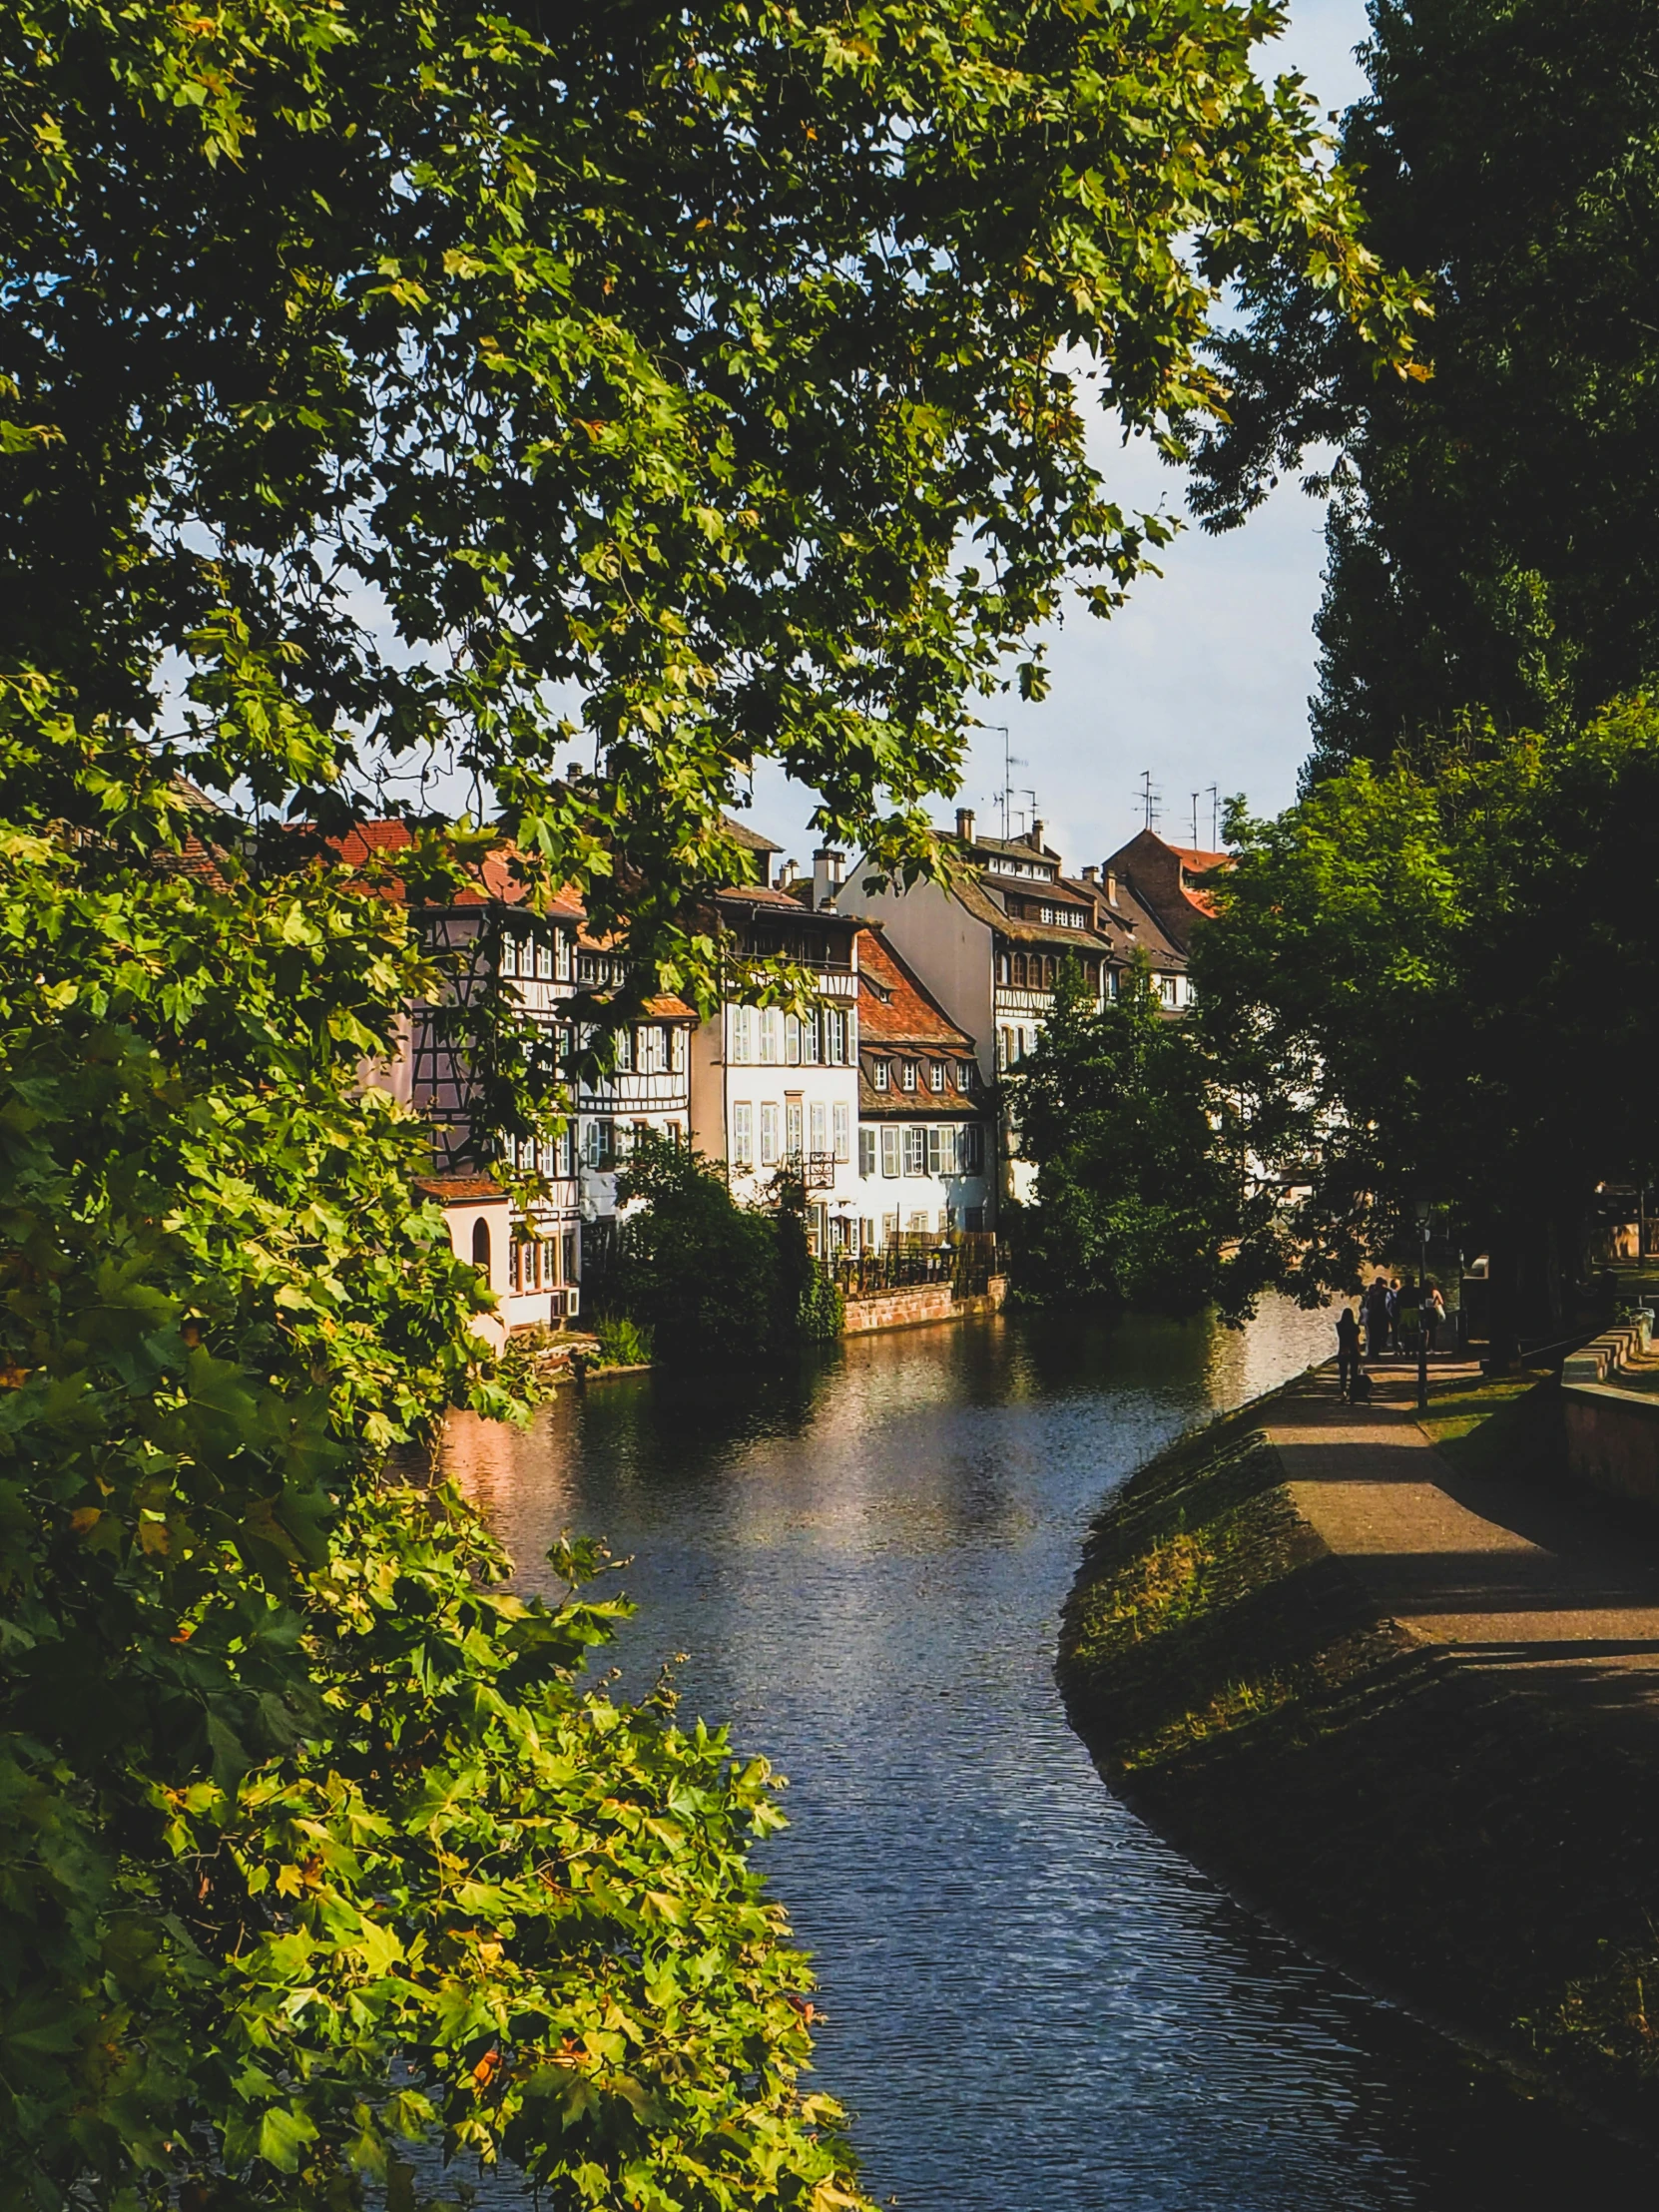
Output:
[
  {"left": 1185, "top": 0, "right": 1659, "bottom": 777},
  {"left": 610, "top": 1140, "right": 840, "bottom": 1362},
  {"left": 2, "top": 0, "right": 1419, "bottom": 995},
  {"left": 0, "top": 0, "right": 1421, "bottom": 2200},
  {"left": 1192, "top": 704, "right": 1659, "bottom": 1341},
  {"left": 1009, "top": 959, "right": 1264, "bottom": 1320}
]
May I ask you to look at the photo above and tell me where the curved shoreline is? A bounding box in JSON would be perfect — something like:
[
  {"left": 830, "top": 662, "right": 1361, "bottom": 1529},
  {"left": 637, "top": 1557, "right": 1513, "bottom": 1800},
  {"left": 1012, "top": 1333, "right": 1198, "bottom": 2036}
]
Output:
[{"left": 1057, "top": 1371, "right": 1659, "bottom": 2149}]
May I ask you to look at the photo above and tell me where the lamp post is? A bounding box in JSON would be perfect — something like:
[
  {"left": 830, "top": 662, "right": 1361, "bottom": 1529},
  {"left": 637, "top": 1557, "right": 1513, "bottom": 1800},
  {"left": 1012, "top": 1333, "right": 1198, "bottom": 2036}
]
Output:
[{"left": 1414, "top": 1198, "right": 1431, "bottom": 1411}]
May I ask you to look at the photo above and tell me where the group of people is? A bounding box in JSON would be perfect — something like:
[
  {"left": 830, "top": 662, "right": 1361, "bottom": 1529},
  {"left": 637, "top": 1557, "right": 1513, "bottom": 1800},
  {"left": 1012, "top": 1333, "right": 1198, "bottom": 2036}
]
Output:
[{"left": 1334, "top": 1273, "right": 1451, "bottom": 1401}]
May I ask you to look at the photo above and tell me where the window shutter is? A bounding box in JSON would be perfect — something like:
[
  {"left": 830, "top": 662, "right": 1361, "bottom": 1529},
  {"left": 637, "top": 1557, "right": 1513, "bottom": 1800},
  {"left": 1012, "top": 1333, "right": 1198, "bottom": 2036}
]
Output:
[
  {"left": 880, "top": 1126, "right": 899, "bottom": 1178},
  {"left": 926, "top": 1127, "right": 941, "bottom": 1175},
  {"left": 859, "top": 1127, "right": 875, "bottom": 1178}
]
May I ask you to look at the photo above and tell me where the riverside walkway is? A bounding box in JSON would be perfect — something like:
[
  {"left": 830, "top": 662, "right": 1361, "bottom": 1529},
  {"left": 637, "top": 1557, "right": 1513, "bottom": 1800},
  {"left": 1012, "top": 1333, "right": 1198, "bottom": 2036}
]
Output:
[{"left": 1267, "top": 1368, "right": 1659, "bottom": 1681}]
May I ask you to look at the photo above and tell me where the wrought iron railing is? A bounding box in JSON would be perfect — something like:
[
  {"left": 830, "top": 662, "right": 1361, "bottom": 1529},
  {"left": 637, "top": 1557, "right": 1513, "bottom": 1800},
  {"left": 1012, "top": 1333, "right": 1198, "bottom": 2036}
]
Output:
[{"left": 830, "top": 1234, "right": 1004, "bottom": 1303}]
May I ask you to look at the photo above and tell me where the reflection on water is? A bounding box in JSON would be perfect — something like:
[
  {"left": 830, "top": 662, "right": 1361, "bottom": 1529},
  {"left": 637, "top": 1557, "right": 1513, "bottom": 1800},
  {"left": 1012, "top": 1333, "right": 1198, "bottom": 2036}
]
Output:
[{"left": 448, "top": 1302, "right": 1651, "bottom": 2210}]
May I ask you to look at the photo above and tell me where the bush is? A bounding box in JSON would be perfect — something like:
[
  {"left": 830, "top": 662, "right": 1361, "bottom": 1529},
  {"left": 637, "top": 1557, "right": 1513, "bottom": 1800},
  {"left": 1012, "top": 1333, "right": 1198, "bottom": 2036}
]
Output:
[
  {"left": 594, "top": 1313, "right": 654, "bottom": 1367},
  {"left": 612, "top": 1139, "right": 842, "bottom": 1361}
]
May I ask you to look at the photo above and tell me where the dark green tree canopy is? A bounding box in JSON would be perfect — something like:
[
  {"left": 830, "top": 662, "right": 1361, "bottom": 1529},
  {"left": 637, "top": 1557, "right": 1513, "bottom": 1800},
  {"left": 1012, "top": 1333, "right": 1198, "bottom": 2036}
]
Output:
[
  {"left": 1192, "top": 703, "right": 1659, "bottom": 1340},
  {"left": 1184, "top": 0, "right": 1659, "bottom": 777},
  {"left": 1010, "top": 956, "right": 1263, "bottom": 1320},
  {"left": 3, "top": 0, "right": 1418, "bottom": 975}
]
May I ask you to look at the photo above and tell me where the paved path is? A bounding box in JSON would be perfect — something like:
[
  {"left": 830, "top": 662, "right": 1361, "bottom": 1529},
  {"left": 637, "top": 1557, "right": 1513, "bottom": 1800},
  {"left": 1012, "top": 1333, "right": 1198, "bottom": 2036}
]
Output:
[{"left": 1267, "top": 1372, "right": 1659, "bottom": 1680}]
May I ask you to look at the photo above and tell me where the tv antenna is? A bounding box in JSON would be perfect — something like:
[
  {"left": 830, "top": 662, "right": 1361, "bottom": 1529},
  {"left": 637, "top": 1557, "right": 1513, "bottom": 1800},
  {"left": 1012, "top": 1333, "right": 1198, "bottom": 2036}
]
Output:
[
  {"left": 1190, "top": 791, "right": 1200, "bottom": 848},
  {"left": 1206, "top": 784, "right": 1220, "bottom": 847},
  {"left": 1136, "top": 770, "right": 1162, "bottom": 831},
  {"left": 983, "top": 725, "right": 1025, "bottom": 842}
]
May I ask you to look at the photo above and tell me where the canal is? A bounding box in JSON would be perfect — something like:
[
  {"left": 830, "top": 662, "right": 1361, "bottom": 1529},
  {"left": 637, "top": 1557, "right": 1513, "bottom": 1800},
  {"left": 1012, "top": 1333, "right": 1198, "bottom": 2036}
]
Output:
[{"left": 447, "top": 1302, "right": 1646, "bottom": 2210}]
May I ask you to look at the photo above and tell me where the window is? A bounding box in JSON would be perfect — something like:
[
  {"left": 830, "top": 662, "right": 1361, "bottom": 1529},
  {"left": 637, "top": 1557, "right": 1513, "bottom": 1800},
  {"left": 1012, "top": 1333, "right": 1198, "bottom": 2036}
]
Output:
[
  {"left": 963, "top": 1123, "right": 984, "bottom": 1173},
  {"left": 997, "top": 1027, "right": 1013, "bottom": 1071},
  {"left": 1013, "top": 952, "right": 1027, "bottom": 986},
  {"left": 966, "top": 1204, "right": 985, "bottom": 1234},
  {"left": 925, "top": 1126, "right": 942, "bottom": 1175},
  {"left": 955, "top": 1059, "right": 975, "bottom": 1092},
  {"left": 882, "top": 1210, "right": 899, "bottom": 1243},
  {"left": 638, "top": 1025, "right": 666, "bottom": 1073},
  {"left": 802, "top": 1011, "right": 821, "bottom": 1065},
  {"left": 786, "top": 1099, "right": 804, "bottom": 1162},
  {"left": 872, "top": 1057, "right": 890, "bottom": 1091},
  {"left": 859, "top": 1127, "right": 876, "bottom": 1177},
  {"left": 907, "top": 1211, "right": 930, "bottom": 1235},
  {"left": 833, "top": 1100, "right": 850, "bottom": 1162},
  {"left": 1105, "top": 966, "right": 1120, "bottom": 1001},
  {"left": 810, "top": 1099, "right": 828, "bottom": 1155},
  {"left": 733, "top": 1102, "right": 754, "bottom": 1169},
  {"left": 471, "top": 1218, "right": 492, "bottom": 1272},
  {"left": 536, "top": 936, "right": 554, "bottom": 979},
  {"left": 584, "top": 1120, "right": 615, "bottom": 1169},
  {"left": 730, "top": 1005, "right": 754, "bottom": 1063},
  {"left": 1158, "top": 972, "right": 1179, "bottom": 1007},
  {"left": 903, "top": 1126, "right": 926, "bottom": 1177},
  {"left": 900, "top": 1059, "right": 918, "bottom": 1092},
  {"left": 613, "top": 1026, "right": 633, "bottom": 1072},
  {"left": 929, "top": 1060, "right": 945, "bottom": 1093},
  {"left": 860, "top": 1216, "right": 877, "bottom": 1251},
  {"left": 997, "top": 953, "right": 1010, "bottom": 984},
  {"left": 760, "top": 1101, "right": 779, "bottom": 1167},
  {"left": 880, "top": 1126, "right": 900, "bottom": 1178},
  {"left": 555, "top": 930, "right": 572, "bottom": 981},
  {"left": 761, "top": 1007, "right": 783, "bottom": 1064},
  {"left": 823, "top": 1006, "right": 847, "bottom": 1064},
  {"left": 785, "top": 1014, "right": 802, "bottom": 1066}
]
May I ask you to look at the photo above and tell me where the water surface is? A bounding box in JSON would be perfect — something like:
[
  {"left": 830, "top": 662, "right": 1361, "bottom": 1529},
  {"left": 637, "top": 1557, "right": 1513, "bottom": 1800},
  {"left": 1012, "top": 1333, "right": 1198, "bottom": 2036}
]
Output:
[{"left": 449, "top": 1303, "right": 1649, "bottom": 2209}]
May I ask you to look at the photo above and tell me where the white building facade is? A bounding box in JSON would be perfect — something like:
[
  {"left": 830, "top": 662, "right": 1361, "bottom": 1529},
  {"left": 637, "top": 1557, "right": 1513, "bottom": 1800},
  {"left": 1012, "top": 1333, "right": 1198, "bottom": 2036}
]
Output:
[{"left": 688, "top": 882, "right": 863, "bottom": 1257}]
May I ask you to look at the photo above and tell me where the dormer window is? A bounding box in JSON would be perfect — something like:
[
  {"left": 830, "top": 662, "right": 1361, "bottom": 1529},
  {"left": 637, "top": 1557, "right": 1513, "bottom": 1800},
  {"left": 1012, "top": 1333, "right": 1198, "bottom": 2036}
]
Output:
[
  {"left": 900, "top": 1060, "right": 918, "bottom": 1091},
  {"left": 872, "top": 1058, "right": 890, "bottom": 1091},
  {"left": 929, "top": 1061, "right": 945, "bottom": 1092}
]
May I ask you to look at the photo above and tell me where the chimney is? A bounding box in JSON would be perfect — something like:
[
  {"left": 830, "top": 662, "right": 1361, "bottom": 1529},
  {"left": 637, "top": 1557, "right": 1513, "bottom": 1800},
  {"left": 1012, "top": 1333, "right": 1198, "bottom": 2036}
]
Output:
[
  {"left": 955, "top": 806, "right": 975, "bottom": 844},
  {"left": 1081, "top": 863, "right": 1098, "bottom": 883},
  {"left": 812, "top": 846, "right": 844, "bottom": 910},
  {"left": 1027, "top": 819, "right": 1044, "bottom": 849},
  {"left": 778, "top": 856, "right": 799, "bottom": 890}
]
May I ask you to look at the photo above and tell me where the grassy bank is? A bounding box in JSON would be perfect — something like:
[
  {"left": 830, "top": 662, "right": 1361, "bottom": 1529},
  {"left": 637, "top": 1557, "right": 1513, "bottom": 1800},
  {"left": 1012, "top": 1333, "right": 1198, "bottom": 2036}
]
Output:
[{"left": 1058, "top": 1375, "right": 1659, "bottom": 2135}]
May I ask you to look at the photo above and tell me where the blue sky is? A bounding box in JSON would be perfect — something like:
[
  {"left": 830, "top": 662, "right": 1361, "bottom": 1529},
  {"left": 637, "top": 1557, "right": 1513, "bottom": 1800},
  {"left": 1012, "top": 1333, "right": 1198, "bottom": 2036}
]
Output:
[{"left": 749, "top": 0, "right": 1375, "bottom": 874}]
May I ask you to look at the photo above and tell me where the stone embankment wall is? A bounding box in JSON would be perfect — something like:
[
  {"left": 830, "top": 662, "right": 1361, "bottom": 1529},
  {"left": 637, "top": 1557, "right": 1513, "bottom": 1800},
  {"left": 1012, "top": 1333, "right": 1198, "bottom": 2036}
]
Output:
[
  {"left": 841, "top": 1274, "right": 1008, "bottom": 1334},
  {"left": 1059, "top": 1393, "right": 1659, "bottom": 2140},
  {"left": 1563, "top": 1310, "right": 1659, "bottom": 1506}
]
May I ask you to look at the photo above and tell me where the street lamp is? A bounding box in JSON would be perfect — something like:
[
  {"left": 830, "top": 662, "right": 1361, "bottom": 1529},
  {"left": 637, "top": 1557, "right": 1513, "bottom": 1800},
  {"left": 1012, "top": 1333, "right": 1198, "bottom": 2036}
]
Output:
[{"left": 1414, "top": 1198, "right": 1431, "bottom": 1410}]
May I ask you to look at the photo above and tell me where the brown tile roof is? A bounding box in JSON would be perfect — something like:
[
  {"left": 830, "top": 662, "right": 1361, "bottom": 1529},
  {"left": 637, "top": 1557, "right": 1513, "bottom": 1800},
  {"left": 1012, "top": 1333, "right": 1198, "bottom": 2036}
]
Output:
[
  {"left": 325, "top": 822, "right": 586, "bottom": 917},
  {"left": 1057, "top": 875, "right": 1185, "bottom": 967},
  {"left": 947, "top": 866, "right": 1116, "bottom": 952},
  {"left": 415, "top": 1175, "right": 506, "bottom": 1203},
  {"left": 855, "top": 929, "right": 974, "bottom": 1048},
  {"left": 721, "top": 815, "right": 783, "bottom": 855},
  {"left": 857, "top": 1074, "right": 986, "bottom": 1119}
]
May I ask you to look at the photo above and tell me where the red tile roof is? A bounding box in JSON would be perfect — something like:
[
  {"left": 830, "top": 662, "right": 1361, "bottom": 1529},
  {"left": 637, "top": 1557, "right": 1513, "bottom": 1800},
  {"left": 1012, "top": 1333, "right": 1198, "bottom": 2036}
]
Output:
[
  {"left": 414, "top": 1175, "right": 506, "bottom": 1203},
  {"left": 324, "top": 823, "right": 586, "bottom": 916},
  {"left": 855, "top": 928, "right": 973, "bottom": 1049}
]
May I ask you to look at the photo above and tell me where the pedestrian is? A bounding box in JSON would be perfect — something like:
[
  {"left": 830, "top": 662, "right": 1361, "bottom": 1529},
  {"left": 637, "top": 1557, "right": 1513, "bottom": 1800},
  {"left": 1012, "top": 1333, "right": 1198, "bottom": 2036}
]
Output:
[
  {"left": 1397, "top": 1275, "right": 1420, "bottom": 1359},
  {"left": 1423, "top": 1283, "right": 1445, "bottom": 1354},
  {"left": 1386, "top": 1277, "right": 1402, "bottom": 1354},
  {"left": 1336, "top": 1306, "right": 1363, "bottom": 1401},
  {"left": 1364, "top": 1272, "right": 1390, "bottom": 1361}
]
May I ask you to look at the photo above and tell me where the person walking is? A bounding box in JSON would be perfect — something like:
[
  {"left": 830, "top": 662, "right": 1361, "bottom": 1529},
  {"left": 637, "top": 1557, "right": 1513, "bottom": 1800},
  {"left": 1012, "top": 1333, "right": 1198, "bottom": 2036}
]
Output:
[
  {"left": 1423, "top": 1284, "right": 1446, "bottom": 1355},
  {"left": 1386, "top": 1277, "right": 1402, "bottom": 1355},
  {"left": 1364, "top": 1273, "right": 1390, "bottom": 1361},
  {"left": 1336, "top": 1305, "right": 1363, "bottom": 1401}
]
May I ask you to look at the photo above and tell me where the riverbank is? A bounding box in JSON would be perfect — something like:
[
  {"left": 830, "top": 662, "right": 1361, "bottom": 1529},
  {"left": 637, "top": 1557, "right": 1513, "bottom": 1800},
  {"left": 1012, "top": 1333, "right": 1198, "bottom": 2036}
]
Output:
[{"left": 1059, "top": 1364, "right": 1659, "bottom": 2141}]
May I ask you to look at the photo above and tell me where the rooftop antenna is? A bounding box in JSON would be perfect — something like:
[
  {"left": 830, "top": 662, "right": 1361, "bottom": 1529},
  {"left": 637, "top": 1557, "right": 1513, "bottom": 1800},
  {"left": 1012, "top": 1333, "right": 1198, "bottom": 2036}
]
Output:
[
  {"left": 1207, "top": 784, "right": 1220, "bottom": 847},
  {"left": 1191, "top": 791, "right": 1200, "bottom": 848},
  {"left": 1136, "top": 770, "right": 1161, "bottom": 831},
  {"left": 1021, "top": 788, "right": 1039, "bottom": 841},
  {"left": 983, "top": 724, "right": 1024, "bottom": 842}
]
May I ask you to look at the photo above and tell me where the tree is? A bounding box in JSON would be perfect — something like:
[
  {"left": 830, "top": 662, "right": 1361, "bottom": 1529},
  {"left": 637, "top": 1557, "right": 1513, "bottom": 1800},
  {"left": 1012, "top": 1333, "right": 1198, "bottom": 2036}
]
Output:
[
  {"left": 1192, "top": 703, "right": 1659, "bottom": 1354},
  {"left": 0, "top": 0, "right": 1420, "bottom": 2201},
  {"left": 608, "top": 1142, "right": 843, "bottom": 1360},
  {"left": 1010, "top": 958, "right": 1263, "bottom": 1320},
  {"left": 1185, "top": 0, "right": 1659, "bottom": 779}
]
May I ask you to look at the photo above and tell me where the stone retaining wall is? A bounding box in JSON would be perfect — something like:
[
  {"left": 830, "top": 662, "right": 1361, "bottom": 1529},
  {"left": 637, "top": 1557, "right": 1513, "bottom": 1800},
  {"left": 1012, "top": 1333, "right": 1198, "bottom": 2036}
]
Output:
[
  {"left": 1563, "top": 1382, "right": 1659, "bottom": 1506},
  {"left": 841, "top": 1274, "right": 1008, "bottom": 1335}
]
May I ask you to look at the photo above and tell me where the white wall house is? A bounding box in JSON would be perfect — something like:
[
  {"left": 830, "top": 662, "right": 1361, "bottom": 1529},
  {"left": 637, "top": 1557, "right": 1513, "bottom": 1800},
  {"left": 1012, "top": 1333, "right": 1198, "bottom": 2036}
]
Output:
[
  {"left": 851, "top": 925, "right": 992, "bottom": 1244},
  {"left": 838, "top": 812, "right": 1118, "bottom": 1204},
  {"left": 688, "top": 870, "right": 862, "bottom": 1257},
  {"left": 338, "top": 823, "right": 586, "bottom": 1331}
]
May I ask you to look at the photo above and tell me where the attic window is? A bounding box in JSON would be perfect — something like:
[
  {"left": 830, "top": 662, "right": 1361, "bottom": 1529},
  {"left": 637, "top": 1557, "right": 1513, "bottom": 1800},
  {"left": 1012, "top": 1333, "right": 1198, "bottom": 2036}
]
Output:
[{"left": 871, "top": 1058, "right": 890, "bottom": 1091}]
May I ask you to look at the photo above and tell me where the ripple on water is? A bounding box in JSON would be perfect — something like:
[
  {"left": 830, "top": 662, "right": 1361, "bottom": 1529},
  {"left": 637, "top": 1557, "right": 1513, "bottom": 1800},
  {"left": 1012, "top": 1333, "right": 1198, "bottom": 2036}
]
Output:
[{"left": 445, "top": 1302, "right": 1653, "bottom": 2211}]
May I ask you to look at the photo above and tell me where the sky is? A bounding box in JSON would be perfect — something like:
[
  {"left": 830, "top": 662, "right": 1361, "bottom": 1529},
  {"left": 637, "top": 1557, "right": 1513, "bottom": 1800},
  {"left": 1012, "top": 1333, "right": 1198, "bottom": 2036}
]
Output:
[{"left": 748, "top": 0, "right": 1376, "bottom": 875}]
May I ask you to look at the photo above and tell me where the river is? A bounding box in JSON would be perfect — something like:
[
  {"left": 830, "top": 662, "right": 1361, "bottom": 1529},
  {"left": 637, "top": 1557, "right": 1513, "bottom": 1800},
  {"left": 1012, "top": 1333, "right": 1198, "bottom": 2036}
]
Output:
[{"left": 447, "top": 1302, "right": 1646, "bottom": 2210}]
